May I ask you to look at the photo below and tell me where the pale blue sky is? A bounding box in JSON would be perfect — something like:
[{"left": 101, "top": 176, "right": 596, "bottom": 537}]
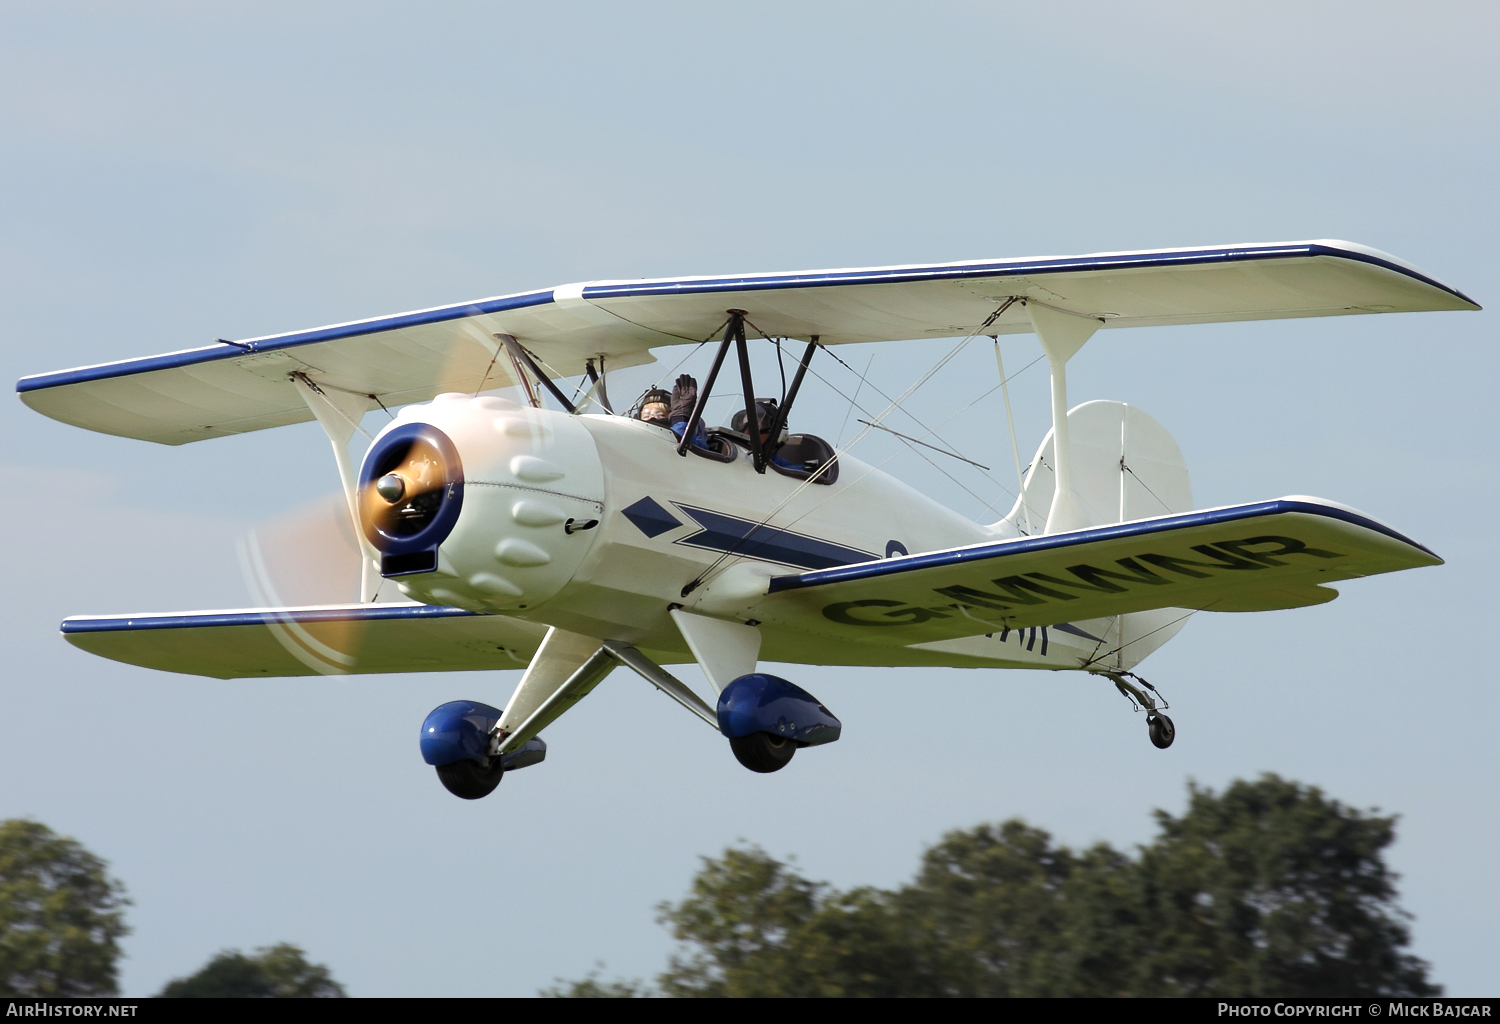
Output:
[{"left": 1, "top": 1, "right": 1495, "bottom": 996}]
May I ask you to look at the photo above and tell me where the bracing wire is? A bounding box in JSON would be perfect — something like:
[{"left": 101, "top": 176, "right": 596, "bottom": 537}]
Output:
[
  {"left": 683, "top": 302, "right": 1020, "bottom": 594},
  {"left": 716, "top": 337, "right": 1046, "bottom": 569},
  {"left": 994, "top": 338, "right": 1035, "bottom": 535},
  {"left": 1121, "top": 460, "right": 1174, "bottom": 516},
  {"left": 1081, "top": 609, "right": 1197, "bottom": 670},
  {"left": 818, "top": 342, "right": 981, "bottom": 465},
  {"left": 472, "top": 343, "right": 502, "bottom": 398},
  {"left": 751, "top": 303, "right": 1010, "bottom": 471},
  {"left": 855, "top": 419, "right": 990, "bottom": 470},
  {"left": 763, "top": 375, "right": 1031, "bottom": 539},
  {"left": 731, "top": 341, "right": 1040, "bottom": 568},
  {"left": 835, "top": 353, "right": 873, "bottom": 446},
  {"left": 797, "top": 345, "right": 1045, "bottom": 505},
  {"left": 622, "top": 317, "right": 734, "bottom": 417}
]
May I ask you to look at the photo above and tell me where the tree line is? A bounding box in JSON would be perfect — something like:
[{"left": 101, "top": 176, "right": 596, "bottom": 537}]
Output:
[
  {"left": 548, "top": 775, "right": 1439, "bottom": 997},
  {"left": 0, "top": 773, "right": 1440, "bottom": 997}
]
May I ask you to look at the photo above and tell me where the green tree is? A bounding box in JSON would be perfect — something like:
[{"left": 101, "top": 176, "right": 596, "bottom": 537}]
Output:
[
  {"left": 656, "top": 844, "right": 820, "bottom": 997},
  {"left": 655, "top": 846, "right": 933, "bottom": 997},
  {"left": 548, "top": 774, "right": 1438, "bottom": 998},
  {"left": 0, "top": 819, "right": 130, "bottom": 997},
  {"left": 1131, "top": 776, "right": 1438, "bottom": 997},
  {"left": 158, "top": 943, "right": 346, "bottom": 997},
  {"left": 900, "top": 821, "right": 1140, "bottom": 996}
]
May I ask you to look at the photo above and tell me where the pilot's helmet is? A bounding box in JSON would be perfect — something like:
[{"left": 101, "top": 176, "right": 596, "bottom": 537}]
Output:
[
  {"left": 730, "top": 399, "right": 789, "bottom": 447},
  {"left": 638, "top": 389, "right": 671, "bottom": 427}
]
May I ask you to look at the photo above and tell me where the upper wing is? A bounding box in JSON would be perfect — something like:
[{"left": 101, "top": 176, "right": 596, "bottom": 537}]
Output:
[
  {"left": 62, "top": 602, "right": 548, "bottom": 679},
  {"left": 18, "top": 241, "right": 1477, "bottom": 445},
  {"left": 726, "top": 497, "right": 1440, "bottom": 649}
]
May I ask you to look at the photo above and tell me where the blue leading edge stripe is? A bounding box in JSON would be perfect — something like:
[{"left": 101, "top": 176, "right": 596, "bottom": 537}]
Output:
[
  {"left": 61, "top": 603, "right": 477, "bottom": 634},
  {"left": 580, "top": 243, "right": 1478, "bottom": 305},
  {"left": 765, "top": 499, "right": 1438, "bottom": 594},
  {"left": 16, "top": 289, "right": 556, "bottom": 394}
]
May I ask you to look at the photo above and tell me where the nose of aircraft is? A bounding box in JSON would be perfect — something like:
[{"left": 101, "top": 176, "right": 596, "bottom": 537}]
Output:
[{"left": 357, "top": 393, "right": 605, "bottom": 612}]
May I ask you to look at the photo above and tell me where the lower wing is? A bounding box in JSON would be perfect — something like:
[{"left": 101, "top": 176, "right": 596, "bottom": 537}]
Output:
[
  {"left": 61, "top": 603, "right": 547, "bottom": 679},
  {"left": 739, "top": 496, "right": 1439, "bottom": 648}
]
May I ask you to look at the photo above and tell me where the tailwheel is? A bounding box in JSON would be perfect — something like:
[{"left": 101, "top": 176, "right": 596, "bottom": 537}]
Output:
[
  {"left": 1147, "top": 712, "right": 1176, "bottom": 749},
  {"left": 729, "top": 732, "right": 797, "bottom": 773},
  {"left": 435, "top": 758, "right": 505, "bottom": 799},
  {"left": 1102, "top": 671, "right": 1176, "bottom": 751}
]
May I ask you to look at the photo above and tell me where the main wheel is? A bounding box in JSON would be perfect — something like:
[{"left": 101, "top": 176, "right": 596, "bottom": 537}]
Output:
[
  {"left": 435, "top": 758, "right": 505, "bottom": 799},
  {"left": 1147, "top": 713, "right": 1176, "bottom": 750},
  {"left": 729, "top": 732, "right": 797, "bottom": 773}
]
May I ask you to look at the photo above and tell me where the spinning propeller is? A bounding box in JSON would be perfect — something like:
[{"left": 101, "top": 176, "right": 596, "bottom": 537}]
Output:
[{"left": 239, "top": 492, "right": 366, "bottom": 607}]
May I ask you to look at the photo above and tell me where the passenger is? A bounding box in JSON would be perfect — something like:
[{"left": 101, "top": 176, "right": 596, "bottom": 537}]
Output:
[
  {"left": 636, "top": 388, "right": 672, "bottom": 428},
  {"left": 731, "top": 399, "right": 799, "bottom": 471}
]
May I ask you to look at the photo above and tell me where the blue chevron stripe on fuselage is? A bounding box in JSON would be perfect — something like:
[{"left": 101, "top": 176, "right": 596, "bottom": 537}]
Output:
[{"left": 671, "top": 503, "right": 878, "bottom": 571}]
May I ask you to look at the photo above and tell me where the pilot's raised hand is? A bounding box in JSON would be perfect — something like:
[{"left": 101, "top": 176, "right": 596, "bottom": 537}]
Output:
[{"left": 670, "top": 374, "right": 699, "bottom": 426}]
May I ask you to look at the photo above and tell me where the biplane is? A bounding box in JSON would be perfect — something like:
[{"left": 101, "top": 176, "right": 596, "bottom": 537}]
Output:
[{"left": 17, "top": 241, "right": 1478, "bottom": 798}]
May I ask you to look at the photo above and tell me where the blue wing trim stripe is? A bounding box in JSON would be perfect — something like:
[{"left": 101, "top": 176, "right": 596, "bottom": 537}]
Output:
[
  {"left": 766, "top": 499, "right": 1437, "bottom": 594},
  {"left": 17, "top": 290, "right": 555, "bottom": 393},
  {"left": 581, "top": 243, "right": 1478, "bottom": 306},
  {"left": 61, "top": 604, "right": 478, "bottom": 634}
]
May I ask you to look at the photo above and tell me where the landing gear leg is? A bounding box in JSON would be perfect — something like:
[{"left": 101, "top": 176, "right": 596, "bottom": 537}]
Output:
[{"left": 1102, "top": 672, "right": 1175, "bottom": 749}]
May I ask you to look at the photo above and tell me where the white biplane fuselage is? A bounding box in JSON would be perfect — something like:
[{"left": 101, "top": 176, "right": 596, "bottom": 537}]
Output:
[{"left": 378, "top": 396, "right": 1070, "bottom": 667}]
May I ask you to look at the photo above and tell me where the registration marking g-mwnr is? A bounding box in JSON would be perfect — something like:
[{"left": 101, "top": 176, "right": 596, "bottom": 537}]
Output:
[{"left": 821, "top": 535, "right": 1342, "bottom": 626}]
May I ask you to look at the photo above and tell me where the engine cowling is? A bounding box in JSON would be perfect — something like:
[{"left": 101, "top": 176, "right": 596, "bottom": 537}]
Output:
[{"left": 357, "top": 393, "right": 605, "bottom": 613}]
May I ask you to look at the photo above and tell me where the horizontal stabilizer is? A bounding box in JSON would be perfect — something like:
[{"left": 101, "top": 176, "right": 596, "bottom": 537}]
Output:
[
  {"left": 18, "top": 240, "right": 1478, "bottom": 444},
  {"left": 62, "top": 603, "right": 548, "bottom": 679},
  {"left": 737, "top": 497, "right": 1439, "bottom": 647}
]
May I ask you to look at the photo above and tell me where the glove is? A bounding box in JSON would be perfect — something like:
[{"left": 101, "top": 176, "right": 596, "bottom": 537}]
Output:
[{"left": 670, "top": 374, "right": 698, "bottom": 425}]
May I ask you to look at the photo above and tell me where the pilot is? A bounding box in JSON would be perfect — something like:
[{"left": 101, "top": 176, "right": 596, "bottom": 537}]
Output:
[
  {"left": 731, "top": 398, "right": 800, "bottom": 471},
  {"left": 668, "top": 374, "right": 710, "bottom": 449},
  {"left": 637, "top": 388, "right": 672, "bottom": 428}
]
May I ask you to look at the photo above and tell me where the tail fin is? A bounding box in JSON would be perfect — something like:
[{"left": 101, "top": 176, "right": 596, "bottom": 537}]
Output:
[
  {"left": 994, "top": 400, "right": 1192, "bottom": 536},
  {"left": 991, "top": 400, "right": 1194, "bottom": 672}
]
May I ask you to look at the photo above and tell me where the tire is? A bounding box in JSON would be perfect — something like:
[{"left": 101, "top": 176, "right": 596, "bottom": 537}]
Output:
[
  {"left": 435, "top": 758, "right": 505, "bottom": 799},
  {"left": 729, "top": 732, "right": 798, "bottom": 773},
  {"left": 1148, "top": 713, "right": 1176, "bottom": 750}
]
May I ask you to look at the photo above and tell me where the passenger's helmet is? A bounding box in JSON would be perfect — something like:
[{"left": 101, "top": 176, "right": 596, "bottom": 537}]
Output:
[
  {"left": 638, "top": 389, "right": 671, "bottom": 426},
  {"left": 730, "top": 399, "right": 789, "bottom": 447}
]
